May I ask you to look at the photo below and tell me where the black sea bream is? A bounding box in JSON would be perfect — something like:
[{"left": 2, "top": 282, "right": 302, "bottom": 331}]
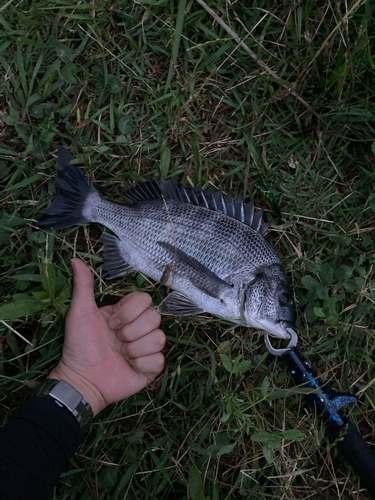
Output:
[{"left": 37, "top": 147, "right": 295, "bottom": 338}]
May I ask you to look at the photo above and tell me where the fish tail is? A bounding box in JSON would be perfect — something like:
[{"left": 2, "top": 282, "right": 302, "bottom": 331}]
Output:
[{"left": 37, "top": 146, "right": 97, "bottom": 231}]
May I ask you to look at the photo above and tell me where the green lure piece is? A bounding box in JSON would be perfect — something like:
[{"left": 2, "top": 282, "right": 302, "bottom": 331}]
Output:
[{"left": 255, "top": 183, "right": 283, "bottom": 223}]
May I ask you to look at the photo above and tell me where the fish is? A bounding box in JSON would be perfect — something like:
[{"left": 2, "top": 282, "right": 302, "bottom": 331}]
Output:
[{"left": 37, "top": 147, "right": 295, "bottom": 339}]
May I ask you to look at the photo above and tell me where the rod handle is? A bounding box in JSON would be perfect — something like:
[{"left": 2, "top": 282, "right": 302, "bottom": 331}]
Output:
[{"left": 331, "top": 421, "right": 375, "bottom": 499}]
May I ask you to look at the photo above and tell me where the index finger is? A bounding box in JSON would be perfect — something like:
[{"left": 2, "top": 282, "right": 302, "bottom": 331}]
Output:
[{"left": 109, "top": 291, "right": 153, "bottom": 329}]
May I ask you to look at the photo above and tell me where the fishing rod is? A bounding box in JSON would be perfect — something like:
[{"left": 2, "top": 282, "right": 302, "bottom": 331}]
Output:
[{"left": 264, "top": 330, "right": 375, "bottom": 498}]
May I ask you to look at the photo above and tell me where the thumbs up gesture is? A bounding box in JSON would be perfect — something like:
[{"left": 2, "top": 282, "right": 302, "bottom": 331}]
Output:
[{"left": 48, "top": 259, "right": 166, "bottom": 416}]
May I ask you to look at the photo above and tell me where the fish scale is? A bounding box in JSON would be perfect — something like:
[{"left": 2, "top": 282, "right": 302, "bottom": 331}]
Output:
[
  {"left": 90, "top": 198, "right": 280, "bottom": 278},
  {"left": 37, "top": 147, "right": 295, "bottom": 339}
]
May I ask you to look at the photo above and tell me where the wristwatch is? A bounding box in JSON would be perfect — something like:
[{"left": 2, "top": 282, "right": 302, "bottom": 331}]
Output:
[{"left": 35, "top": 379, "right": 93, "bottom": 432}]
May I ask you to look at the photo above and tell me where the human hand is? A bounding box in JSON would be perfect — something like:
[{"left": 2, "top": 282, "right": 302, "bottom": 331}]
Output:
[{"left": 48, "top": 259, "right": 165, "bottom": 416}]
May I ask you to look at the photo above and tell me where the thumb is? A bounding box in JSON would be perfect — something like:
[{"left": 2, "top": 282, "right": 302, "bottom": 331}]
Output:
[{"left": 71, "top": 258, "right": 97, "bottom": 310}]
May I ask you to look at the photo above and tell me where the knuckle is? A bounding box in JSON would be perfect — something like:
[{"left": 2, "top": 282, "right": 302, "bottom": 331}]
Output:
[
  {"left": 116, "top": 328, "right": 124, "bottom": 342},
  {"left": 155, "top": 329, "right": 166, "bottom": 349},
  {"left": 159, "top": 353, "right": 165, "bottom": 370},
  {"left": 155, "top": 352, "right": 165, "bottom": 371},
  {"left": 119, "top": 324, "right": 130, "bottom": 340},
  {"left": 133, "top": 291, "right": 152, "bottom": 306},
  {"left": 124, "top": 341, "right": 133, "bottom": 357},
  {"left": 149, "top": 308, "right": 161, "bottom": 328},
  {"left": 118, "top": 293, "right": 133, "bottom": 307},
  {"left": 120, "top": 340, "right": 130, "bottom": 357}
]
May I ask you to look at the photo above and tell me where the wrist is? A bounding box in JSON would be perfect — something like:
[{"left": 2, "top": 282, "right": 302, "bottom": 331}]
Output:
[{"left": 48, "top": 363, "right": 105, "bottom": 417}]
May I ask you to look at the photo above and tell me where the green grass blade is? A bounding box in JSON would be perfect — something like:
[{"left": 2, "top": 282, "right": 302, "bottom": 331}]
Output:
[{"left": 164, "top": 0, "right": 187, "bottom": 92}]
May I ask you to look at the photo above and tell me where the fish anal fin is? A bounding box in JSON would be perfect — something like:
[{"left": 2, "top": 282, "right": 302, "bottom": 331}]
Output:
[
  {"left": 157, "top": 241, "right": 233, "bottom": 299},
  {"left": 103, "top": 233, "right": 133, "bottom": 279},
  {"left": 158, "top": 291, "right": 204, "bottom": 317}
]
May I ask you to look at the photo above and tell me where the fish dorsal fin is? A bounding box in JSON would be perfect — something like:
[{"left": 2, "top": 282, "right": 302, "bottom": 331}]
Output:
[
  {"left": 122, "top": 179, "right": 161, "bottom": 204},
  {"left": 122, "top": 180, "right": 269, "bottom": 235}
]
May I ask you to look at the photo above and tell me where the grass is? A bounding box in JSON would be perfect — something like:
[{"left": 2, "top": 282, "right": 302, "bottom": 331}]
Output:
[{"left": 1, "top": 0, "right": 375, "bottom": 498}]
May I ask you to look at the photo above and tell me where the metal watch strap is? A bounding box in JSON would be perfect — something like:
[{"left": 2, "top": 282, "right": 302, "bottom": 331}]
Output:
[{"left": 35, "top": 379, "right": 93, "bottom": 432}]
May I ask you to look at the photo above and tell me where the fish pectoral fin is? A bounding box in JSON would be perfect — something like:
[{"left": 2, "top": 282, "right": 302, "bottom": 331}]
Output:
[
  {"left": 157, "top": 241, "right": 233, "bottom": 299},
  {"left": 103, "top": 233, "right": 133, "bottom": 279},
  {"left": 158, "top": 291, "right": 205, "bottom": 317}
]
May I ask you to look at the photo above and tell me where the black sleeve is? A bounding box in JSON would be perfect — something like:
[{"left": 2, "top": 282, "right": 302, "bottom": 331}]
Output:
[{"left": 0, "top": 396, "right": 85, "bottom": 500}]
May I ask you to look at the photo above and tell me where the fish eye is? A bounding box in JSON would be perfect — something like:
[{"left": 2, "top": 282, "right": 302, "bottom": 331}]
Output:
[{"left": 279, "top": 292, "right": 291, "bottom": 307}]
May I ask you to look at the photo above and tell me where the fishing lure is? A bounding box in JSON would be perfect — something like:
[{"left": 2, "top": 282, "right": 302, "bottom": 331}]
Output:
[{"left": 255, "top": 183, "right": 283, "bottom": 224}]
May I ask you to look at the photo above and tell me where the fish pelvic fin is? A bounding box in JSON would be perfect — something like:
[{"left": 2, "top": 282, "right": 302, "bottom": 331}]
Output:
[
  {"left": 103, "top": 233, "right": 133, "bottom": 279},
  {"left": 158, "top": 291, "right": 205, "bottom": 317},
  {"left": 157, "top": 241, "right": 233, "bottom": 299},
  {"left": 37, "top": 147, "right": 95, "bottom": 231},
  {"left": 122, "top": 179, "right": 269, "bottom": 235}
]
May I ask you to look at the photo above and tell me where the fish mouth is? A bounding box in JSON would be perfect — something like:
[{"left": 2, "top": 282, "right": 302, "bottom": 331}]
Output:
[
  {"left": 250, "top": 318, "right": 292, "bottom": 339},
  {"left": 269, "top": 319, "right": 296, "bottom": 339},
  {"left": 277, "top": 319, "right": 295, "bottom": 329}
]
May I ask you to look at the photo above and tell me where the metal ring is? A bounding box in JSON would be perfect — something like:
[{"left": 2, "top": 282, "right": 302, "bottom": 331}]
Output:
[{"left": 264, "top": 328, "right": 298, "bottom": 356}]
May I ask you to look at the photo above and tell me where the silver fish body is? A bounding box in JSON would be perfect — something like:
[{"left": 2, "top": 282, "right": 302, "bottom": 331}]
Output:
[{"left": 38, "top": 147, "right": 295, "bottom": 338}]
